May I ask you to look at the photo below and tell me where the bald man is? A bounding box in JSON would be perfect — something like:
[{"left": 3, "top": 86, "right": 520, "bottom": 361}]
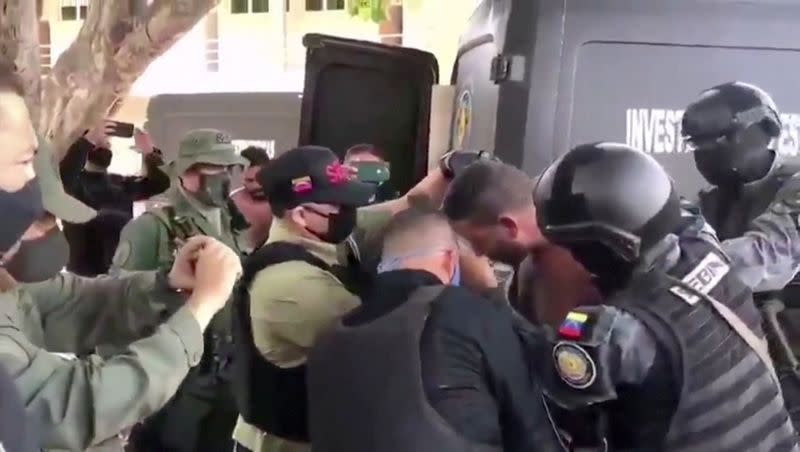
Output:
[{"left": 307, "top": 206, "right": 563, "bottom": 452}]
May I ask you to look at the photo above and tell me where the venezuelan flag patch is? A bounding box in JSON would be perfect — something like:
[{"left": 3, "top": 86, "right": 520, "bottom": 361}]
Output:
[
  {"left": 291, "top": 176, "right": 313, "bottom": 193},
  {"left": 558, "top": 311, "right": 589, "bottom": 340}
]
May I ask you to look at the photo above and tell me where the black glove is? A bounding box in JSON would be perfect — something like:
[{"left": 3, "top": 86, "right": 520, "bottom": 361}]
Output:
[
  {"left": 144, "top": 150, "right": 165, "bottom": 168},
  {"left": 439, "top": 150, "right": 498, "bottom": 179}
]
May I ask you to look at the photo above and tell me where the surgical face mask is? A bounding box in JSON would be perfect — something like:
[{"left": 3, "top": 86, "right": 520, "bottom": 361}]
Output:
[
  {"left": 196, "top": 172, "right": 231, "bottom": 207},
  {"left": 450, "top": 261, "right": 461, "bottom": 286},
  {"left": 87, "top": 147, "right": 113, "bottom": 169},
  {"left": 4, "top": 226, "right": 69, "bottom": 283},
  {"left": 0, "top": 180, "right": 44, "bottom": 255},
  {"left": 378, "top": 249, "right": 461, "bottom": 286}
]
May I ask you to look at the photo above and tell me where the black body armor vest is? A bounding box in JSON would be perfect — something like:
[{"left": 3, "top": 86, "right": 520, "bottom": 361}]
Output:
[
  {"left": 307, "top": 285, "right": 504, "bottom": 452},
  {"left": 620, "top": 236, "right": 798, "bottom": 451},
  {"left": 231, "top": 241, "right": 359, "bottom": 442}
]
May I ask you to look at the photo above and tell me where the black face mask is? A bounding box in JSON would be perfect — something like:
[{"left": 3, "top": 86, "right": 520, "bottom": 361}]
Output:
[
  {"left": 196, "top": 172, "right": 231, "bottom": 208},
  {"left": 307, "top": 206, "right": 358, "bottom": 244},
  {"left": 566, "top": 242, "right": 632, "bottom": 297},
  {"left": 4, "top": 226, "right": 70, "bottom": 283},
  {"left": 692, "top": 131, "right": 775, "bottom": 188},
  {"left": 0, "top": 180, "right": 44, "bottom": 255},
  {"left": 87, "top": 147, "right": 113, "bottom": 169},
  {"left": 248, "top": 189, "right": 268, "bottom": 202}
]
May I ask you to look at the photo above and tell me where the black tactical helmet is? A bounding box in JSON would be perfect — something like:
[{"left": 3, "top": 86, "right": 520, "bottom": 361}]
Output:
[
  {"left": 683, "top": 82, "right": 782, "bottom": 187},
  {"left": 533, "top": 143, "right": 682, "bottom": 291},
  {"left": 682, "top": 82, "right": 782, "bottom": 142}
]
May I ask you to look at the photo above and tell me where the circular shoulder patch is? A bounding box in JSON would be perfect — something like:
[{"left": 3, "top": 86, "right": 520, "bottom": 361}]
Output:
[
  {"left": 552, "top": 341, "right": 596, "bottom": 389},
  {"left": 112, "top": 241, "right": 132, "bottom": 268}
]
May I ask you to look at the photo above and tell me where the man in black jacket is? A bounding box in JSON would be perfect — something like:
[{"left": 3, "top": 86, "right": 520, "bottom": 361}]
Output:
[
  {"left": 60, "top": 123, "right": 170, "bottom": 275},
  {"left": 307, "top": 206, "right": 563, "bottom": 452}
]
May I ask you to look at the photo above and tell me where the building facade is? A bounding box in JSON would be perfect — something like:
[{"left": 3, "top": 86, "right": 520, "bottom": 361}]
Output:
[{"left": 40, "top": 0, "right": 479, "bottom": 96}]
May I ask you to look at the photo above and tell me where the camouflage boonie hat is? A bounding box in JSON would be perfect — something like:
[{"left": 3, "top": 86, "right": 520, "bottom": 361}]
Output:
[
  {"left": 34, "top": 134, "right": 96, "bottom": 223},
  {"left": 170, "top": 128, "right": 249, "bottom": 175}
]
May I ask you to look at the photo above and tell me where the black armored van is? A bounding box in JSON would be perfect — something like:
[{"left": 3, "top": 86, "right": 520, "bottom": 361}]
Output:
[
  {"left": 453, "top": 0, "right": 800, "bottom": 196},
  {"left": 300, "top": 0, "right": 800, "bottom": 198}
]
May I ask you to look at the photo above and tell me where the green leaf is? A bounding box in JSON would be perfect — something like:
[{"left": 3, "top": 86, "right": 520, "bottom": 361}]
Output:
[{"left": 370, "top": 0, "right": 387, "bottom": 22}]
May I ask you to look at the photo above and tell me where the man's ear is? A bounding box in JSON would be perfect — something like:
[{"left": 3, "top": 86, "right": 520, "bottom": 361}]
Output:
[
  {"left": 498, "top": 215, "right": 519, "bottom": 239},
  {"left": 288, "top": 207, "right": 305, "bottom": 227}
]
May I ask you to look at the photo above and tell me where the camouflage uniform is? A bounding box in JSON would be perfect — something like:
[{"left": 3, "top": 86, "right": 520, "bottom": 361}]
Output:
[{"left": 111, "top": 129, "right": 248, "bottom": 452}]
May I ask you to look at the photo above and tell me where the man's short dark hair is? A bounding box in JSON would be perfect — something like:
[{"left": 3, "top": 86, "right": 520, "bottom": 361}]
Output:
[
  {"left": 0, "top": 62, "right": 24, "bottom": 97},
  {"left": 443, "top": 161, "right": 534, "bottom": 225},
  {"left": 345, "top": 143, "right": 386, "bottom": 161},
  {"left": 382, "top": 204, "right": 456, "bottom": 256},
  {"left": 241, "top": 146, "right": 270, "bottom": 167}
]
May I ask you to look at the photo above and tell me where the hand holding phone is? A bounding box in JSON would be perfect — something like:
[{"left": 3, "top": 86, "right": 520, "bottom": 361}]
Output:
[{"left": 107, "top": 120, "right": 135, "bottom": 138}]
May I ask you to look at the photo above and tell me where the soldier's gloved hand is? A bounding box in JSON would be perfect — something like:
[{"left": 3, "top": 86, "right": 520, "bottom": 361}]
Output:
[
  {"left": 439, "top": 150, "right": 498, "bottom": 179},
  {"left": 144, "top": 151, "right": 164, "bottom": 167},
  {"left": 187, "top": 238, "right": 242, "bottom": 329}
]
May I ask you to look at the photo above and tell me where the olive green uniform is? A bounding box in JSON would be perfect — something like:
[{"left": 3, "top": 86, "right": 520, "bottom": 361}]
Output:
[
  {"left": 110, "top": 129, "right": 247, "bottom": 452},
  {"left": 232, "top": 209, "right": 390, "bottom": 452},
  {"left": 1, "top": 267, "right": 203, "bottom": 452},
  {"left": 1, "top": 136, "right": 207, "bottom": 451}
]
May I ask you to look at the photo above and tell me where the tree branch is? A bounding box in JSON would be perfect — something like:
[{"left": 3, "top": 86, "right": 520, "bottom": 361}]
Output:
[
  {"left": 41, "top": 0, "right": 219, "bottom": 159},
  {"left": 0, "top": 0, "right": 40, "bottom": 125}
]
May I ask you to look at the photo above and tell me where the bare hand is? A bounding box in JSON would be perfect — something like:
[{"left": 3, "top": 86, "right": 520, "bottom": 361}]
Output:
[
  {"left": 85, "top": 120, "right": 113, "bottom": 148},
  {"left": 191, "top": 239, "right": 242, "bottom": 304},
  {"left": 133, "top": 128, "right": 155, "bottom": 155},
  {"left": 168, "top": 236, "right": 214, "bottom": 290}
]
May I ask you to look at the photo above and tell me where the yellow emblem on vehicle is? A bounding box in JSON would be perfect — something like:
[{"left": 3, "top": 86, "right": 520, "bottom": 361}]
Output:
[
  {"left": 454, "top": 90, "right": 472, "bottom": 149},
  {"left": 553, "top": 342, "right": 596, "bottom": 389}
]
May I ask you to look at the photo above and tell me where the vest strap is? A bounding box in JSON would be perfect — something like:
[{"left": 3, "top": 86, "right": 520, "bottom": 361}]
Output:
[{"left": 665, "top": 274, "right": 781, "bottom": 392}]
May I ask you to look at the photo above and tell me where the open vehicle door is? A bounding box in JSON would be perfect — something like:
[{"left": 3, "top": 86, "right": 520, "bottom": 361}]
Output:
[{"left": 300, "top": 34, "right": 439, "bottom": 193}]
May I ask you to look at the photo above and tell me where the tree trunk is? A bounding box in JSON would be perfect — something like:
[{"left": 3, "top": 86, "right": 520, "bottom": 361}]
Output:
[
  {"left": 40, "top": 0, "right": 220, "bottom": 159},
  {"left": 0, "top": 0, "right": 41, "bottom": 125}
]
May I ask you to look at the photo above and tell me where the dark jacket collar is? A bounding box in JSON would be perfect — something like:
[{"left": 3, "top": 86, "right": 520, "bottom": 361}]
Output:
[{"left": 344, "top": 269, "right": 442, "bottom": 326}]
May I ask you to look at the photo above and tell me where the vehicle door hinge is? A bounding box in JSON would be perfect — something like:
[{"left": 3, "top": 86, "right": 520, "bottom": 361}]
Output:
[{"left": 490, "top": 54, "right": 511, "bottom": 83}]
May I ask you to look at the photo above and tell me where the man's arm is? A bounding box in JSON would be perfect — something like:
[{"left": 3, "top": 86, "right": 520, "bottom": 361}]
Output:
[
  {"left": 2, "top": 294, "right": 204, "bottom": 450},
  {"left": 59, "top": 137, "right": 93, "bottom": 197},
  {"left": 421, "top": 287, "right": 564, "bottom": 449},
  {"left": 360, "top": 167, "right": 450, "bottom": 217},
  {"left": 721, "top": 201, "right": 800, "bottom": 292},
  {"left": 679, "top": 196, "right": 800, "bottom": 291},
  {"left": 22, "top": 271, "right": 184, "bottom": 353},
  {"left": 542, "top": 305, "right": 660, "bottom": 410},
  {"left": 249, "top": 262, "right": 360, "bottom": 360},
  {"left": 420, "top": 290, "right": 503, "bottom": 445},
  {"left": 118, "top": 151, "right": 171, "bottom": 201}
]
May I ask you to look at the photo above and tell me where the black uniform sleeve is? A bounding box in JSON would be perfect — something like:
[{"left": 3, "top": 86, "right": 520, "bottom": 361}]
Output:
[
  {"left": 420, "top": 287, "right": 560, "bottom": 449},
  {"left": 543, "top": 305, "right": 661, "bottom": 410},
  {"left": 118, "top": 150, "right": 170, "bottom": 200},
  {"left": 59, "top": 137, "right": 94, "bottom": 197}
]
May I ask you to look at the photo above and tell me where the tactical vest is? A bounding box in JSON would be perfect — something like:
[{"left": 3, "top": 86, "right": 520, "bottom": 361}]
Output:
[
  {"left": 307, "top": 285, "right": 504, "bottom": 452},
  {"left": 231, "top": 241, "right": 362, "bottom": 443},
  {"left": 619, "top": 235, "right": 799, "bottom": 451}
]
